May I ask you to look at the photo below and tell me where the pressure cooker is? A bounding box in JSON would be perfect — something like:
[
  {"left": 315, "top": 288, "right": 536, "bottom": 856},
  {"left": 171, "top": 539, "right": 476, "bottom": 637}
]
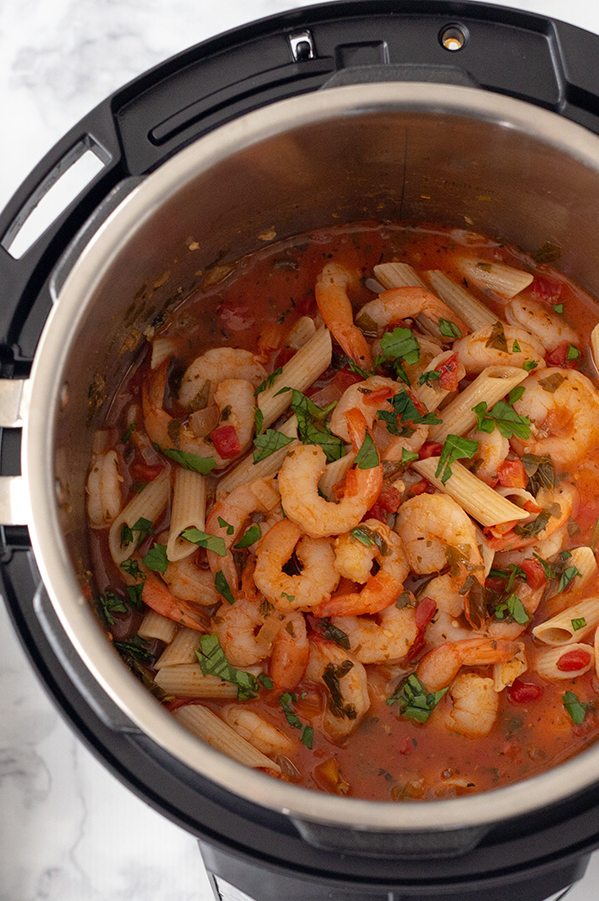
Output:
[{"left": 3, "top": 1, "right": 599, "bottom": 899}]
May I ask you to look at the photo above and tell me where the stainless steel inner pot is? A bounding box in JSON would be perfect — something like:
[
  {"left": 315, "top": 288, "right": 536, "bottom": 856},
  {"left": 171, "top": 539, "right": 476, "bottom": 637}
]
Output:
[{"left": 16, "top": 81, "right": 599, "bottom": 837}]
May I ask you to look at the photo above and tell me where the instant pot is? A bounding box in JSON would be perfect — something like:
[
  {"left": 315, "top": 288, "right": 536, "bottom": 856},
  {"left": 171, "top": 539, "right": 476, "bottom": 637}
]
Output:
[{"left": 3, "top": 2, "right": 599, "bottom": 899}]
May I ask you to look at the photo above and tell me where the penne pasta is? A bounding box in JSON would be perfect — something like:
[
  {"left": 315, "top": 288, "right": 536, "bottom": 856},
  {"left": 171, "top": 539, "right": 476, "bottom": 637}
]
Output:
[
  {"left": 173, "top": 704, "right": 281, "bottom": 771},
  {"left": 425, "top": 270, "right": 497, "bottom": 331},
  {"left": 591, "top": 323, "right": 599, "bottom": 374},
  {"left": 429, "top": 365, "right": 528, "bottom": 444},
  {"left": 257, "top": 327, "right": 332, "bottom": 429},
  {"left": 155, "top": 626, "right": 202, "bottom": 669},
  {"left": 287, "top": 315, "right": 316, "bottom": 349},
  {"left": 138, "top": 609, "right": 178, "bottom": 644},
  {"left": 455, "top": 258, "right": 534, "bottom": 299},
  {"left": 108, "top": 468, "right": 171, "bottom": 565},
  {"left": 533, "top": 596, "right": 599, "bottom": 646},
  {"left": 318, "top": 451, "right": 355, "bottom": 501},
  {"left": 412, "top": 457, "right": 529, "bottom": 527},
  {"left": 166, "top": 467, "right": 207, "bottom": 562},
  {"left": 155, "top": 665, "right": 238, "bottom": 697},
  {"left": 217, "top": 415, "right": 299, "bottom": 494},
  {"left": 535, "top": 643, "right": 594, "bottom": 680}
]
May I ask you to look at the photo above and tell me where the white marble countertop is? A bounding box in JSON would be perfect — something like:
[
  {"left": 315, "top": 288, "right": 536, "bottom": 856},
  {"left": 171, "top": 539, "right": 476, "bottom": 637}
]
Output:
[{"left": 3, "top": 1, "right": 599, "bottom": 899}]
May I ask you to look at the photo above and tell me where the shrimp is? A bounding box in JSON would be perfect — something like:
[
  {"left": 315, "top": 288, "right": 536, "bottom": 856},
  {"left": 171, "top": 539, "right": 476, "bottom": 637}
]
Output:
[
  {"left": 512, "top": 368, "right": 599, "bottom": 467},
  {"left": 253, "top": 519, "right": 339, "bottom": 612},
  {"left": 315, "top": 262, "right": 372, "bottom": 368},
  {"left": 443, "top": 673, "right": 499, "bottom": 738},
  {"left": 316, "top": 520, "right": 409, "bottom": 616},
  {"left": 506, "top": 297, "right": 579, "bottom": 352},
  {"left": 211, "top": 597, "right": 269, "bottom": 668},
  {"left": 178, "top": 347, "right": 267, "bottom": 410},
  {"left": 467, "top": 427, "right": 509, "bottom": 486},
  {"left": 205, "top": 477, "right": 280, "bottom": 591},
  {"left": 487, "top": 579, "right": 545, "bottom": 640},
  {"left": 162, "top": 556, "right": 220, "bottom": 605},
  {"left": 453, "top": 323, "right": 546, "bottom": 374},
  {"left": 86, "top": 450, "right": 123, "bottom": 527},
  {"left": 278, "top": 408, "right": 383, "bottom": 538},
  {"left": 331, "top": 604, "right": 419, "bottom": 664},
  {"left": 357, "top": 286, "right": 468, "bottom": 339},
  {"left": 417, "top": 636, "right": 517, "bottom": 692},
  {"left": 485, "top": 484, "right": 576, "bottom": 552},
  {"left": 222, "top": 707, "right": 296, "bottom": 757},
  {"left": 269, "top": 611, "right": 310, "bottom": 690},
  {"left": 142, "top": 571, "right": 210, "bottom": 631},
  {"left": 305, "top": 639, "right": 370, "bottom": 741},
  {"left": 142, "top": 361, "right": 256, "bottom": 468}
]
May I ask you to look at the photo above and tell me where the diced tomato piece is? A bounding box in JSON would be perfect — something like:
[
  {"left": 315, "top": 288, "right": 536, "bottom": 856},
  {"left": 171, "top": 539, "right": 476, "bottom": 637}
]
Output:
[
  {"left": 130, "top": 460, "right": 165, "bottom": 482},
  {"left": 419, "top": 442, "right": 443, "bottom": 460},
  {"left": 362, "top": 386, "right": 394, "bottom": 407},
  {"left": 519, "top": 558, "right": 547, "bottom": 590},
  {"left": 530, "top": 276, "right": 563, "bottom": 305},
  {"left": 219, "top": 304, "right": 255, "bottom": 331},
  {"left": 507, "top": 679, "right": 544, "bottom": 704},
  {"left": 273, "top": 346, "right": 297, "bottom": 369},
  {"left": 409, "top": 478, "right": 435, "bottom": 497},
  {"left": 377, "top": 482, "right": 402, "bottom": 513},
  {"left": 210, "top": 424, "right": 242, "bottom": 458},
  {"left": 330, "top": 367, "right": 364, "bottom": 394},
  {"left": 557, "top": 649, "right": 592, "bottom": 672},
  {"left": 415, "top": 596, "right": 437, "bottom": 631},
  {"left": 405, "top": 632, "right": 427, "bottom": 663},
  {"left": 485, "top": 577, "right": 506, "bottom": 594},
  {"left": 436, "top": 352, "right": 460, "bottom": 392},
  {"left": 366, "top": 502, "right": 388, "bottom": 523},
  {"left": 497, "top": 459, "right": 527, "bottom": 489},
  {"left": 545, "top": 340, "right": 579, "bottom": 369}
]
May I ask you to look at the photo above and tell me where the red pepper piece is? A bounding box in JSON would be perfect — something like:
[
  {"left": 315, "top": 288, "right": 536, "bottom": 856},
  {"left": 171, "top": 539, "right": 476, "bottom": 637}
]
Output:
[{"left": 507, "top": 678, "right": 544, "bottom": 703}]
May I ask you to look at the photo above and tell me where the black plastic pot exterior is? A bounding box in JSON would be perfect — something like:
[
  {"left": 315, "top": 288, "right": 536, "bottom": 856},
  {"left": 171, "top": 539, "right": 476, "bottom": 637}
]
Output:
[{"left": 3, "top": 3, "right": 599, "bottom": 900}]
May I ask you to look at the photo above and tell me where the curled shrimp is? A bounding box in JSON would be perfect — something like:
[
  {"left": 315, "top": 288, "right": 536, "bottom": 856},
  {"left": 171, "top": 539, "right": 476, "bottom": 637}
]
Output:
[
  {"left": 331, "top": 603, "right": 419, "bottom": 664},
  {"left": 417, "top": 636, "right": 517, "bottom": 692},
  {"left": 162, "top": 555, "right": 220, "bottom": 605},
  {"left": 178, "top": 347, "right": 267, "bottom": 410},
  {"left": 253, "top": 519, "right": 339, "bottom": 612},
  {"left": 512, "top": 368, "right": 599, "bottom": 467},
  {"left": 467, "top": 427, "right": 509, "bottom": 486},
  {"left": 315, "top": 262, "right": 372, "bottom": 368},
  {"left": 305, "top": 638, "right": 370, "bottom": 742},
  {"left": 278, "top": 408, "right": 383, "bottom": 538},
  {"left": 142, "top": 571, "right": 210, "bottom": 631},
  {"left": 453, "top": 323, "right": 546, "bottom": 374},
  {"left": 222, "top": 707, "right": 296, "bottom": 757},
  {"left": 270, "top": 611, "right": 310, "bottom": 690},
  {"left": 357, "top": 287, "right": 467, "bottom": 339},
  {"left": 205, "top": 477, "right": 280, "bottom": 592},
  {"left": 316, "top": 520, "right": 409, "bottom": 616},
  {"left": 505, "top": 297, "right": 578, "bottom": 352},
  {"left": 211, "top": 597, "right": 269, "bottom": 667},
  {"left": 86, "top": 450, "right": 123, "bottom": 527},
  {"left": 443, "top": 673, "right": 499, "bottom": 738},
  {"left": 486, "top": 483, "right": 576, "bottom": 551}
]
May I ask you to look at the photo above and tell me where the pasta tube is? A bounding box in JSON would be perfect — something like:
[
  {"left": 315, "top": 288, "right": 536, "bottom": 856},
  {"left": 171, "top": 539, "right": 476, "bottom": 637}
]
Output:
[
  {"left": 108, "top": 468, "right": 171, "bottom": 565},
  {"left": 138, "top": 610, "right": 178, "bottom": 644},
  {"left": 412, "top": 457, "right": 529, "bottom": 527},
  {"left": 166, "top": 467, "right": 207, "bottom": 562},
  {"left": 155, "top": 665, "right": 238, "bottom": 698},
  {"left": 173, "top": 704, "right": 281, "bottom": 771},
  {"left": 455, "top": 259, "right": 534, "bottom": 299},
  {"left": 258, "top": 327, "right": 332, "bottom": 428},
  {"left": 414, "top": 350, "right": 460, "bottom": 412},
  {"left": 535, "top": 644, "right": 594, "bottom": 680},
  {"left": 425, "top": 270, "right": 497, "bottom": 331},
  {"left": 218, "top": 415, "right": 299, "bottom": 494},
  {"left": 155, "top": 626, "right": 202, "bottom": 670},
  {"left": 591, "top": 323, "right": 599, "bottom": 373},
  {"left": 533, "top": 596, "right": 599, "bottom": 646}
]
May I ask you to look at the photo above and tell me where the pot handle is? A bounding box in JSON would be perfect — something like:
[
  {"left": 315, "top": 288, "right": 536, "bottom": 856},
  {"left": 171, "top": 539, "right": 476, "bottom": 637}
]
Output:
[
  {"left": 0, "top": 379, "right": 31, "bottom": 527},
  {"left": 320, "top": 62, "right": 479, "bottom": 91}
]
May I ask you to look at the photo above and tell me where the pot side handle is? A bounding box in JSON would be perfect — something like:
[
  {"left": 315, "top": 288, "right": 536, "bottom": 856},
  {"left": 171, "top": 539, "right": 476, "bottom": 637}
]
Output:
[{"left": 0, "top": 379, "right": 31, "bottom": 526}]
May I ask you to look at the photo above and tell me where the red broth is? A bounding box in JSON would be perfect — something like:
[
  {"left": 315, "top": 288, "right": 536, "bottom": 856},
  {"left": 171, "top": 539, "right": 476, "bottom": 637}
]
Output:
[{"left": 86, "top": 223, "right": 599, "bottom": 800}]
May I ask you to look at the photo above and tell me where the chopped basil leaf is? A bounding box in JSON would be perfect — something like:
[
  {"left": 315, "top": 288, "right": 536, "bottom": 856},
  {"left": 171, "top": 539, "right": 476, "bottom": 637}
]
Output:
[
  {"left": 435, "top": 434, "right": 478, "bottom": 484},
  {"left": 114, "top": 634, "right": 154, "bottom": 664},
  {"left": 254, "top": 367, "right": 283, "bottom": 395},
  {"left": 512, "top": 340, "right": 521, "bottom": 353},
  {"left": 380, "top": 327, "right": 421, "bottom": 365},
  {"left": 121, "top": 516, "right": 154, "bottom": 548},
  {"left": 98, "top": 590, "right": 128, "bottom": 625},
  {"left": 254, "top": 407, "right": 264, "bottom": 435},
  {"left": 181, "top": 528, "right": 227, "bottom": 556},
  {"left": 387, "top": 673, "right": 448, "bottom": 722},
  {"left": 281, "top": 591, "right": 296, "bottom": 603},
  {"left": 514, "top": 508, "right": 553, "bottom": 538},
  {"left": 523, "top": 360, "right": 538, "bottom": 372},
  {"left": 486, "top": 321, "right": 508, "bottom": 352},
  {"left": 163, "top": 448, "right": 216, "bottom": 473},
  {"left": 253, "top": 429, "right": 294, "bottom": 463},
  {"left": 402, "top": 447, "right": 419, "bottom": 466},
  {"left": 351, "top": 526, "right": 375, "bottom": 548},
  {"left": 472, "top": 391, "right": 531, "bottom": 441},
  {"left": 316, "top": 618, "right": 351, "bottom": 650},
  {"left": 539, "top": 372, "right": 566, "bottom": 393},
  {"left": 120, "top": 559, "right": 146, "bottom": 581},
  {"left": 215, "top": 570, "right": 236, "bottom": 605},
  {"left": 557, "top": 565, "right": 581, "bottom": 594},
  {"left": 125, "top": 583, "right": 144, "bottom": 610},
  {"left": 379, "top": 390, "right": 441, "bottom": 433},
  {"left": 197, "top": 634, "right": 259, "bottom": 700},
  {"left": 286, "top": 388, "right": 345, "bottom": 463},
  {"left": 438, "top": 318, "right": 461, "bottom": 339},
  {"left": 121, "top": 422, "right": 136, "bottom": 442},
  {"left": 572, "top": 617, "right": 587, "bottom": 631},
  {"left": 350, "top": 524, "right": 390, "bottom": 556},
  {"left": 142, "top": 543, "right": 169, "bottom": 573},
  {"left": 418, "top": 369, "right": 441, "bottom": 386},
  {"left": 563, "top": 690, "right": 587, "bottom": 724},
  {"left": 553, "top": 302, "right": 564, "bottom": 314},
  {"left": 218, "top": 516, "right": 234, "bottom": 536},
  {"left": 301, "top": 725, "right": 314, "bottom": 749},
  {"left": 280, "top": 693, "right": 313, "bottom": 748},
  {"left": 532, "top": 552, "right": 555, "bottom": 580},
  {"left": 258, "top": 673, "right": 274, "bottom": 690},
  {"left": 566, "top": 344, "right": 580, "bottom": 362},
  {"left": 322, "top": 661, "right": 357, "bottom": 719},
  {"left": 494, "top": 593, "right": 529, "bottom": 624},
  {"left": 234, "top": 524, "right": 262, "bottom": 549},
  {"left": 521, "top": 453, "right": 555, "bottom": 494},
  {"left": 354, "top": 432, "right": 380, "bottom": 470}
]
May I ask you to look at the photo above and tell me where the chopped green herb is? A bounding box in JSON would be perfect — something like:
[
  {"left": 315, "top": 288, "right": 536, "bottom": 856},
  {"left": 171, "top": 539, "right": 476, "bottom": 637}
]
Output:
[
  {"left": 234, "top": 524, "right": 262, "bottom": 549},
  {"left": 98, "top": 590, "right": 128, "bottom": 625},
  {"left": 285, "top": 388, "right": 345, "bottom": 462},
  {"left": 121, "top": 422, "right": 136, "bottom": 442},
  {"left": 387, "top": 673, "right": 448, "bottom": 722},
  {"left": 532, "top": 553, "right": 555, "bottom": 580},
  {"left": 142, "top": 543, "right": 169, "bottom": 573},
  {"left": 380, "top": 327, "right": 421, "bottom": 365},
  {"left": 258, "top": 673, "right": 274, "bottom": 689},
  {"left": 438, "top": 318, "right": 461, "bottom": 339},
  {"left": 494, "top": 593, "right": 529, "bottom": 624},
  {"left": 418, "top": 369, "right": 441, "bottom": 386},
  {"left": 215, "top": 570, "right": 235, "bottom": 605},
  {"left": 254, "top": 406, "right": 264, "bottom": 435},
  {"left": 316, "top": 618, "right": 351, "bottom": 650},
  {"left": 553, "top": 302, "right": 564, "bottom": 314},
  {"left": 566, "top": 344, "right": 580, "bottom": 362},
  {"left": 301, "top": 725, "right": 314, "bottom": 749},
  {"left": 539, "top": 372, "right": 566, "bottom": 394},
  {"left": 350, "top": 524, "right": 390, "bottom": 556},
  {"left": 181, "top": 528, "right": 227, "bottom": 556},
  {"left": 120, "top": 559, "right": 146, "bottom": 581},
  {"left": 563, "top": 690, "right": 587, "bottom": 724},
  {"left": 355, "top": 432, "right": 380, "bottom": 470},
  {"left": 486, "top": 321, "right": 508, "bottom": 352},
  {"left": 435, "top": 434, "right": 478, "bottom": 484},
  {"left": 378, "top": 390, "right": 441, "bottom": 436},
  {"left": 512, "top": 340, "right": 521, "bottom": 353},
  {"left": 281, "top": 591, "right": 296, "bottom": 603},
  {"left": 253, "top": 429, "right": 294, "bottom": 463},
  {"left": 557, "top": 565, "right": 581, "bottom": 594},
  {"left": 523, "top": 360, "right": 538, "bottom": 372},
  {"left": 163, "top": 448, "right": 216, "bottom": 473},
  {"left": 197, "top": 634, "right": 259, "bottom": 700},
  {"left": 114, "top": 634, "right": 153, "bottom": 664},
  {"left": 279, "top": 693, "right": 314, "bottom": 748},
  {"left": 402, "top": 447, "right": 419, "bottom": 467},
  {"left": 322, "top": 661, "right": 357, "bottom": 719},
  {"left": 125, "top": 583, "right": 144, "bottom": 610},
  {"left": 514, "top": 508, "right": 553, "bottom": 538},
  {"left": 120, "top": 516, "right": 154, "bottom": 549},
  {"left": 572, "top": 617, "right": 587, "bottom": 632},
  {"left": 218, "top": 516, "right": 235, "bottom": 536},
  {"left": 521, "top": 453, "right": 555, "bottom": 495},
  {"left": 472, "top": 390, "right": 531, "bottom": 440},
  {"left": 254, "top": 367, "right": 283, "bottom": 395}
]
